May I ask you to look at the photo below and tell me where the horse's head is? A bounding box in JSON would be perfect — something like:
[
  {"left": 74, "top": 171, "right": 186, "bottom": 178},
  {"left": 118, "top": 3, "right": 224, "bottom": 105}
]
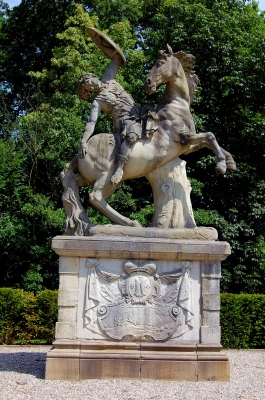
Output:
[
  {"left": 144, "top": 45, "right": 180, "bottom": 94},
  {"left": 145, "top": 46, "right": 199, "bottom": 104}
]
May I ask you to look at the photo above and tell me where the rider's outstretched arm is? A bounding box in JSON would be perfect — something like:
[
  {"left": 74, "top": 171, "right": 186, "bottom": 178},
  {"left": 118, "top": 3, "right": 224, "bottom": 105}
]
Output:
[
  {"left": 79, "top": 100, "right": 101, "bottom": 158},
  {"left": 101, "top": 54, "right": 123, "bottom": 82}
]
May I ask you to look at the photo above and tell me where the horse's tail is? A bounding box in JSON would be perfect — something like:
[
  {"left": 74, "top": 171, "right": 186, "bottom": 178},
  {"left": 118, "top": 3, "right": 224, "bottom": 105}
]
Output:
[{"left": 60, "top": 156, "right": 94, "bottom": 236}]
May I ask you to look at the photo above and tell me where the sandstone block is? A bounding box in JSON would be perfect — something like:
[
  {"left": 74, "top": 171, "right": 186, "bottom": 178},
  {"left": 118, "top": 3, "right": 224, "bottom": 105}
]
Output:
[
  {"left": 202, "top": 277, "right": 220, "bottom": 294},
  {"left": 55, "top": 322, "right": 76, "bottom": 340},
  {"left": 201, "top": 261, "right": 221, "bottom": 278},
  {"left": 202, "top": 310, "right": 220, "bottom": 326},
  {"left": 197, "top": 361, "right": 230, "bottom": 381},
  {"left": 200, "top": 326, "right": 221, "bottom": 344},
  {"left": 58, "top": 306, "right": 77, "bottom": 322},
  {"left": 59, "top": 274, "right": 78, "bottom": 290},
  {"left": 59, "top": 256, "right": 79, "bottom": 274},
  {"left": 58, "top": 289, "right": 78, "bottom": 307},
  {"left": 202, "top": 293, "right": 220, "bottom": 310},
  {"left": 45, "top": 357, "right": 79, "bottom": 381},
  {"left": 141, "top": 360, "right": 197, "bottom": 380}
]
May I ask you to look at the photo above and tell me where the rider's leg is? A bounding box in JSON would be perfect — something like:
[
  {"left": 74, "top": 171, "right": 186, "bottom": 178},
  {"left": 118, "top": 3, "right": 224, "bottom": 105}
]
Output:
[{"left": 110, "top": 132, "right": 137, "bottom": 184}]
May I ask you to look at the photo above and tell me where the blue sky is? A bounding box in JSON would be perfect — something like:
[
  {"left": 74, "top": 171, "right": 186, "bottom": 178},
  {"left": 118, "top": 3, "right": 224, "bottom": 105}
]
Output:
[
  {"left": 4, "top": 0, "right": 265, "bottom": 11},
  {"left": 5, "top": 0, "right": 20, "bottom": 7}
]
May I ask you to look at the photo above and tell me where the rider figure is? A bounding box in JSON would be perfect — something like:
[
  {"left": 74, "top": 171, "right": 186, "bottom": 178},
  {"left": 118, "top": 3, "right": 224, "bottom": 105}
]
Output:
[{"left": 78, "top": 34, "right": 158, "bottom": 185}]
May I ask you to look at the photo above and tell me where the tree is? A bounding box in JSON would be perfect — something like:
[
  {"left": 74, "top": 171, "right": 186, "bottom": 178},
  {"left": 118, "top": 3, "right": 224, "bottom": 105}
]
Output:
[
  {"left": 76, "top": 0, "right": 265, "bottom": 292},
  {"left": 0, "top": 3, "right": 150, "bottom": 289},
  {"left": 1, "top": 0, "right": 265, "bottom": 293},
  {"left": 0, "top": 0, "right": 77, "bottom": 130}
]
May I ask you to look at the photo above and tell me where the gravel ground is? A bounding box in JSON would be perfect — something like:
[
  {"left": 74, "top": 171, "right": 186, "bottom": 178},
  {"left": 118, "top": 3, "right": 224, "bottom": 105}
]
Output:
[{"left": 0, "top": 346, "right": 264, "bottom": 400}]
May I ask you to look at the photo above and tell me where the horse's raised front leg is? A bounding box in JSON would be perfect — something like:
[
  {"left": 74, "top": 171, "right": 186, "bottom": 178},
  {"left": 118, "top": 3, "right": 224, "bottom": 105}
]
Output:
[
  {"left": 183, "top": 141, "right": 237, "bottom": 172},
  {"left": 89, "top": 172, "right": 142, "bottom": 227},
  {"left": 181, "top": 132, "right": 227, "bottom": 174}
]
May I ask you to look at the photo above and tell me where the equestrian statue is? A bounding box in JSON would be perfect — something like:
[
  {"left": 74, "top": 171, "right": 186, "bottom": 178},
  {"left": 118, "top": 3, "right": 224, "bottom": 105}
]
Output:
[{"left": 61, "top": 28, "right": 236, "bottom": 236}]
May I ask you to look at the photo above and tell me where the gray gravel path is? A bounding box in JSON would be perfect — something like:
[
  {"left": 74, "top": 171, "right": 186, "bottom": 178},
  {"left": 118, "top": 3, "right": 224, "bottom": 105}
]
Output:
[{"left": 0, "top": 346, "right": 264, "bottom": 399}]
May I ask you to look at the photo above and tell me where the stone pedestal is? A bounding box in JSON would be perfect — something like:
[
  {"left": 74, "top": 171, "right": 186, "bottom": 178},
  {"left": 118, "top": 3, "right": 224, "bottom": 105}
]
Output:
[{"left": 46, "top": 232, "right": 230, "bottom": 381}]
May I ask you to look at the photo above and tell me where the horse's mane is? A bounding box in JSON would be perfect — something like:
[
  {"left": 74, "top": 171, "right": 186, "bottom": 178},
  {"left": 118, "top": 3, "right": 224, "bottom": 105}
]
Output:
[
  {"left": 174, "top": 51, "right": 200, "bottom": 104},
  {"left": 159, "top": 46, "right": 200, "bottom": 104}
]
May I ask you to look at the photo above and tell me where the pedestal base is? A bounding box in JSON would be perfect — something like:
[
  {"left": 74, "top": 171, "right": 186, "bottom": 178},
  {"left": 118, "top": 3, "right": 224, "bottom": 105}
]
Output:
[
  {"left": 46, "top": 341, "right": 230, "bottom": 381},
  {"left": 48, "top": 233, "right": 231, "bottom": 381}
]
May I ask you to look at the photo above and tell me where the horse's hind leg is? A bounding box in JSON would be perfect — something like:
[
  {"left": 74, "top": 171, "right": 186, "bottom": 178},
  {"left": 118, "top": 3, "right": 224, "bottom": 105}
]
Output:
[{"left": 89, "top": 173, "right": 141, "bottom": 227}]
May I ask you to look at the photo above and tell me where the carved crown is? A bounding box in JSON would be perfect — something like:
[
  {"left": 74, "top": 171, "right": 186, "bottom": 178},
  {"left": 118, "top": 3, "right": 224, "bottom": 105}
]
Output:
[{"left": 123, "top": 260, "right": 157, "bottom": 275}]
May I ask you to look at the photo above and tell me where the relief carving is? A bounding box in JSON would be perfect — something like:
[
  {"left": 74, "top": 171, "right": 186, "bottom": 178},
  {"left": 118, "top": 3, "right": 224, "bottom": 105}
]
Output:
[{"left": 84, "top": 258, "right": 194, "bottom": 341}]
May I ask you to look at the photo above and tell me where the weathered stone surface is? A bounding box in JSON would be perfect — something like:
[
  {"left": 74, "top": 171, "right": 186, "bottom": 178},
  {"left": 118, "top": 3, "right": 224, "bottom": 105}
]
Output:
[
  {"left": 47, "top": 235, "right": 230, "bottom": 380},
  {"left": 141, "top": 360, "right": 197, "bottom": 381},
  {"left": 59, "top": 274, "right": 78, "bottom": 290},
  {"left": 88, "top": 225, "right": 218, "bottom": 240},
  {"left": 58, "top": 306, "right": 77, "bottom": 322},
  {"left": 202, "top": 310, "right": 220, "bottom": 326},
  {"left": 47, "top": 28, "right": 234, "bottom": 382},
  {"left": 80, "top": 359, "right": 141, "bottom": 380},
  {"left": 55, "top": 322, "right": 76, "bottom": 340},
  {"left": 58, "top": 289, "right": 78, "bottom": 307},
  {"left": 45, "top": 340, "right": 230, "bottom": 381},
  {"left": 202, "top": 277, "right": 220, "bottom": 294},
  {"left": 52, "top": 236, "right": 229, "bottom": 346},
  {"left": 52, "top": 236, "right": 230, "bottom": 261},
  {"left": 59, "top": 256, "right": 79, "bottom": 274},
  {"left": 146, "top": 159, "right": 196, "bottom": 229},
  {"left": 200, "top": 326, "right": 221, "bottom": 344},
  {"left": 197, "top": 361, "right": 230, "bottom": 381},
  {"left": 45, "top": 358, "right": 80, "bottom": 381},
  {"left": 201, "top": 261, "right": 221, "bottom": 278},
  {"left": 202, "top": 294, "right": 220, "bottom": 311}
]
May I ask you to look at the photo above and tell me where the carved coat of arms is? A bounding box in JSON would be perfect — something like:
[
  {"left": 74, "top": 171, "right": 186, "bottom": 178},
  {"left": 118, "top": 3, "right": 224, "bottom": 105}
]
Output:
[{"left": 84, "top": 258, "right": 193, "bottom": 341}]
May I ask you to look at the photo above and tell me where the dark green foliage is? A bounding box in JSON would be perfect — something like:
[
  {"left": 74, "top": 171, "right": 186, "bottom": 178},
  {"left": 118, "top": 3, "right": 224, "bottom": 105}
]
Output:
[
  {"left": 0, "top": 0, "right": 77, "bottom": 124},
  {"left": 35, "top": 290, "right": 58, "bottom": 342},
  {"left": 0, "top": 136, "right": 64, "bottom": 289},
  {"left": 0, "top": 288, "right": 57, "bottom": 344},
  {"left": 131, "top": 0, "right": 265, "bottom": 293},
  {"left": 0, "top": 288, "right": 28, "bottom": 344},
  {"left": 0, "top": 1, "right": 265, "bottom": 293},
  {"left": 220, "top": 293, "right": 265, "bottom": 349}
]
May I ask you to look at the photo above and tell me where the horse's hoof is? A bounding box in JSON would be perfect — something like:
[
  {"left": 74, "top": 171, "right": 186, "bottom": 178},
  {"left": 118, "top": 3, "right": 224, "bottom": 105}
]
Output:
[
  {"left": 131, "top": 220, "right": 142, "bottom": 228},
  {"left": 216, "top": 161, "right": 227, "bottom": 175},
  {"left": 226, "top": 161, "right": 237, "bottom": 171},
  {"left": 110, "top": 171, "right": 123, "bottom": 185}
]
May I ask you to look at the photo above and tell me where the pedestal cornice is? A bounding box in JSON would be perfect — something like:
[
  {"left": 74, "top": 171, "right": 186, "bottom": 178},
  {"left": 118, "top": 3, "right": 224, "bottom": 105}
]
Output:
[{"left": 52, "top": 235, "right": 231, "bottom": 262}]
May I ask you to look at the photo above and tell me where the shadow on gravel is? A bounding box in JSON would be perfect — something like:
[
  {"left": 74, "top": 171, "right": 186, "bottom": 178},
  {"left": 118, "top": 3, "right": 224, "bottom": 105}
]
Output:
[{"left": 0, "top": 352, "right": 47, "bottom": 379}]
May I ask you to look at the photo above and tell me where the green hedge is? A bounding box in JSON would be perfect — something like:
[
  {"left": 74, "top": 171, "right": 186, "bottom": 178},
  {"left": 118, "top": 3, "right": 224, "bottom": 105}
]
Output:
[
  {"left": 0, "top": 288, "right": 57, "bottom": 344},
  {"left": 0, "top": 289, "right": 264, "bottom": 347},
  {"left": 220, "top": 293, "right": 265, "bottom": 349}
]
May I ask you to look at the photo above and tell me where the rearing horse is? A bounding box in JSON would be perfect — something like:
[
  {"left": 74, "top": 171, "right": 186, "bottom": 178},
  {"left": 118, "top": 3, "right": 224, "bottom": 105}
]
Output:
[
  {"left": 144, "top": 46, "right": 235, "bottom": 174},
  {"left": 63, "top": 46, "right": 236, "bottom": 234}
]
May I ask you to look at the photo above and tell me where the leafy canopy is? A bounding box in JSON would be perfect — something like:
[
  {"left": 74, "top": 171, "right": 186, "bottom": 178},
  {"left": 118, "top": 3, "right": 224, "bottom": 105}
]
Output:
[{"left": 0, "top": 0, "right": 265, "bottom": 293}]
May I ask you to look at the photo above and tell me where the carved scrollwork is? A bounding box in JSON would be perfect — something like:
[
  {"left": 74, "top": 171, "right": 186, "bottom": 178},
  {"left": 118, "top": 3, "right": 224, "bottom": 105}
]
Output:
[{"left": 98, "top": 306, "right": 108, "bottom": 316}]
